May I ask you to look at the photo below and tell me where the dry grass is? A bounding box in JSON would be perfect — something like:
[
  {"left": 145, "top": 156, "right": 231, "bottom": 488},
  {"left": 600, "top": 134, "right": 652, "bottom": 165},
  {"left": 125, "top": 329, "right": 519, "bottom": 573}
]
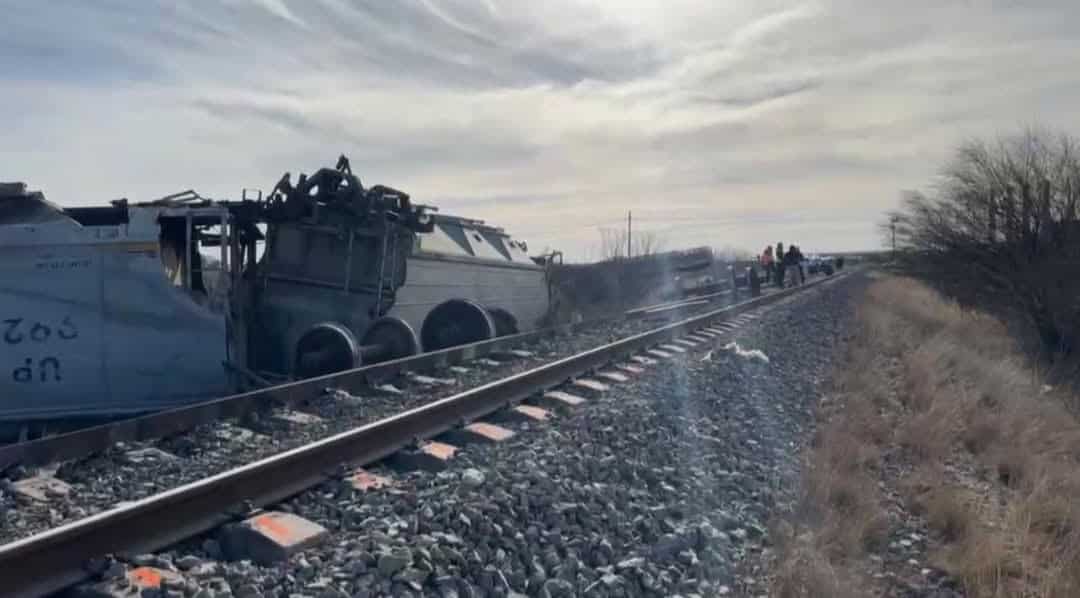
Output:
[
  {"left": 895, "top": 401, "right": 959, "bottom": 462},
  {"left": 771, "top": 534, "right": 862, "bottom": 598},
  {"left": 922, "top": 487, "right": 974, "bottom": 543},
  {"left": 941, "top": 528, "right": 1025, "bottom": 596},
  {"left": 899, "top": 463, "right": 942, "bottom": 514},
  {"left": 769, "top": 286, "right": 890, "bottom": 594},
  {"left": 797, "top": 437, "right": 889, "bottom": 560},
  {"left": 771, "top": 274, "right": 1080, "bottom": 598},
  {"left": 961, "top": 409, "right": 1002, "bottom": 455}
]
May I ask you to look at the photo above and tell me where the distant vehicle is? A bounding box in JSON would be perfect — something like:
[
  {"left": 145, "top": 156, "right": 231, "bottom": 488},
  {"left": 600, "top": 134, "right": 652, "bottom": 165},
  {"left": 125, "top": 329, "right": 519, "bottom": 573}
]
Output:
[
  {"left": 675, "top": 273, "right": 720, "bottom": 296},
  {"left": 806, "top": 255, "right": 835, "bottom": 276},
  {"left": 673, "top": 250, "right": 723, "bottom": 297}
]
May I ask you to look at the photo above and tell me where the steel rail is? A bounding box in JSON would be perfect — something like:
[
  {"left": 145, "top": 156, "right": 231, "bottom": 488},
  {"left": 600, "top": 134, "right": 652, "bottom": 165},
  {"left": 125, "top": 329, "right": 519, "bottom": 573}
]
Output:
[
  {"left": 0, "top": 283, "right": 742, "bottom": 471},
  {"left": 0, "top": 273, "right": 844, "bottom": 598},
  {"left": 622, "top": 287, "right": 732, "bottom": 317}
]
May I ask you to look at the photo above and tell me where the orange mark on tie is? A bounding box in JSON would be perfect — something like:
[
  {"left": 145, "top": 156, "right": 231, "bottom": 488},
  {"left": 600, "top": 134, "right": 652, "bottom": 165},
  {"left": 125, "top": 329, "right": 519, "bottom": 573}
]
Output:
[
  {"left": 351, "top": 470, "right": 390, "bottom": 491},
  {"left": 423, "top": 441, "right": 457, "bottom": 459},
  {"left": 129, "top": 567, "right": 163, "bottom": 588},
  {"left": 254, "top": 513, "right": 295, "bottom": 543}
]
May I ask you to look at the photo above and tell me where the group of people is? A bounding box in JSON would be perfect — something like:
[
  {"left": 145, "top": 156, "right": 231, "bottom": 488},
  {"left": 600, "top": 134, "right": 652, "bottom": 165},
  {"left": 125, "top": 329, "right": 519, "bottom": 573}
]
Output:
[{"left": 759, "top": 242, "right": 806, "bottom": 288}]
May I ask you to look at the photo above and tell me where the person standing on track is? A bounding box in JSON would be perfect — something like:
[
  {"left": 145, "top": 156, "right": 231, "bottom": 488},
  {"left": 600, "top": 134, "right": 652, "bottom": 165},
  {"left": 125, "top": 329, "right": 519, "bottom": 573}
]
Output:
[
  {"left": 794, "top": 245, "right": 806, "bottom": 285},
  {"left": 775, "top": 242, "right": 785, "bottom": 288},
  {"left": 760, "top": 246, "right": 774, "bottom": 284},
  {"left": 783, "top": 244, "right": 800, "bottom": 287}
]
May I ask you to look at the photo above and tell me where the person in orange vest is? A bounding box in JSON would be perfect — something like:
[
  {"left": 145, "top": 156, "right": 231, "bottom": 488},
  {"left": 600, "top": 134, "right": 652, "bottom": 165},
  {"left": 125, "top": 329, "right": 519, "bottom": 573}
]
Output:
[{"left": 760, "top": 246, "right": 774, "bottom": 284}]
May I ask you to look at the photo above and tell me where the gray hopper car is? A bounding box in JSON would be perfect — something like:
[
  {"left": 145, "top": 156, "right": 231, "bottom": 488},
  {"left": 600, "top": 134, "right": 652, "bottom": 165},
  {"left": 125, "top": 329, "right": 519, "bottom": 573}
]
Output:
[{"left": 0, "top": 157, "right": 551, "bottom": 435}]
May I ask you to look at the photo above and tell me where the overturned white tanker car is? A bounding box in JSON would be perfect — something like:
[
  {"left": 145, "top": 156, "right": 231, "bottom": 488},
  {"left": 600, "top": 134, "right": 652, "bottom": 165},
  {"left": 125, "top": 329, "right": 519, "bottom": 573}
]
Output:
[{"left": 0, "top": 157, "right": 551, "bottom": 433}]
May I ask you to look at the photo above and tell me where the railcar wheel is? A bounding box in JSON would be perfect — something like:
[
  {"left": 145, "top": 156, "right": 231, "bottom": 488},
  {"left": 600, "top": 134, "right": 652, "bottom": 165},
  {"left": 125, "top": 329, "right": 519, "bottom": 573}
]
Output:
[
  {"left": 293, "top": 322, "right": 360, "bottom": 379},
  {"left": 488, "top": 308, "right": 519, "bottom": 337},
  {"left": 360, "top": 317, "right": 420, "bottom": 363},
  {"left": 421, "top": 299, "right": 496, "bottom": 351}
]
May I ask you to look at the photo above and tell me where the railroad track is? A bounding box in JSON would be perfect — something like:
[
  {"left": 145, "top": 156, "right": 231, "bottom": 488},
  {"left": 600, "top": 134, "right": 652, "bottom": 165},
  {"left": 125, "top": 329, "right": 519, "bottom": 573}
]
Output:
[
  {"left": 0, "top": 273, "right": 846, "bottom": 597},
  {"left": 0, "top": 279, "right": 758, "bottom": 557},
  {"left": 0, "top": 284, "right": 749, "bottom": 472}
]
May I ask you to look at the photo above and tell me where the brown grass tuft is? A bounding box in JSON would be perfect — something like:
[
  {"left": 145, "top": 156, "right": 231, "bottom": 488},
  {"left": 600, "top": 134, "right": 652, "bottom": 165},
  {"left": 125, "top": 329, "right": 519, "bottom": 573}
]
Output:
[
  {"left": 770, "top": 534, "right": 863, "bottom": 598},
  {"left": 775, "top": 274, "right": 1080, "bottom": 597},
  {"left": 923, "top": 487, "right": 974, "bottom": 543},
  {"left": 899, "top": 464, "right": 941, "bottom": 516},
  {"left": 943, "top": 528, "right": 1025, "bottom": 597},
  {"left": 961, "top": 410, "right": 1001, "bottom": 455},
  {"left": 989, "top": 445, "right": 1035, "bottom": 490},
  {"left": 801, "top": 454, "right": 890, "bottom": 559},
  {"left": 1012, "top": 474, "right": 1080, "bottom": 543},
  {"left": 895, "top": 405, "right": 956, "bottom": 462}
]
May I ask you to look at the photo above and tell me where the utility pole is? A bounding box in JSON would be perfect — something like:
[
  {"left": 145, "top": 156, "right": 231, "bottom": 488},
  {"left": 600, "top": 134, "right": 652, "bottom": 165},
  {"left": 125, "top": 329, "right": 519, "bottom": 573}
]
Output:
[
  {"left": 890, "top": 215, "right": 898, "bottom": 257},
  {"left": 627, "top": 211, "right": 632, "bottom": 260}
]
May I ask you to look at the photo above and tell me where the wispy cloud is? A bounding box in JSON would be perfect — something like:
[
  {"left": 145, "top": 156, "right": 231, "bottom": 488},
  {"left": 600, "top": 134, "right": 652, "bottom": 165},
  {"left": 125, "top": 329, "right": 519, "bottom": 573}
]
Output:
[{"left": 2, "top": 0, "right": 1078, "bottom": 258}]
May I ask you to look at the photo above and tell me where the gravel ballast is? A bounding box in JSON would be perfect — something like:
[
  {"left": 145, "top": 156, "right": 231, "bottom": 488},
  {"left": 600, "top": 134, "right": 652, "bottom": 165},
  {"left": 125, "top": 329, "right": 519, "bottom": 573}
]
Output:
[
  {"left": 0, "top": 289, "right": 760, "bottom": 545},
  {"left": 116, "top": 272, "right": 865, "bottom": 598}
]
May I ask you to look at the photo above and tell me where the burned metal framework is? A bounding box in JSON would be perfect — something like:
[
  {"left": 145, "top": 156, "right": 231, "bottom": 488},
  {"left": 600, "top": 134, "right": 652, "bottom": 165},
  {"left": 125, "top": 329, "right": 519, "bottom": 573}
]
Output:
[{"left": 229, "top": 156, "right": 436, "bottom": 379}]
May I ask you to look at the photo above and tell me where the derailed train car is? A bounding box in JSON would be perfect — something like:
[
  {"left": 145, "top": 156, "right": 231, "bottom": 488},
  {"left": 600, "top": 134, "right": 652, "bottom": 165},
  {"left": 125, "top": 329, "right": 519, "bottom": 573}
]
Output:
[
  {"left": 0, "top": 157, "right": 551, "bottom": 434},
  {"left": 246, "top": 157, "right": 551, "bottom": 380}
]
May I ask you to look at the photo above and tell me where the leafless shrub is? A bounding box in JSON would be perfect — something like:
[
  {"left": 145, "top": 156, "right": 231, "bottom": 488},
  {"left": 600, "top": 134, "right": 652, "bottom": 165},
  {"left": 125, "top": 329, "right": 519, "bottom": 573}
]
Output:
[{"left": 888, "top": 127, "right": 1080, "bottom": 367}]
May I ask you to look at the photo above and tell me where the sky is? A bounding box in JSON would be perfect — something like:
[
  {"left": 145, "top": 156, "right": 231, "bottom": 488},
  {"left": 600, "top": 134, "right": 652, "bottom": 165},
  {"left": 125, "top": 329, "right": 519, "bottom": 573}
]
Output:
[{"left": 2, "top": 1, "right": 1079, "bottom": 261}]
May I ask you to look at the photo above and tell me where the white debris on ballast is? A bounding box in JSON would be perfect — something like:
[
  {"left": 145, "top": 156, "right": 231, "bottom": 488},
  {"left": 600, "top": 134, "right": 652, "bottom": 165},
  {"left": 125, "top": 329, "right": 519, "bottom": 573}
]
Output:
[{"left": 721, "top": 341, "right": 770, "bottom": 364}]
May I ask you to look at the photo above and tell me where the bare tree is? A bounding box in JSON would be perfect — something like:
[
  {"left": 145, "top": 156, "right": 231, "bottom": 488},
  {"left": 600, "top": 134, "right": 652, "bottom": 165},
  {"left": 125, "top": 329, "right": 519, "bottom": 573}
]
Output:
[
  {"left": 598, "top": 227, "right": 665, "bottom": 261},
  {"left": 889, "top": 127, "right": 1080, "bottom": 357},
  {"left": 598, "top": 227, "right": 624, "bottom": 261},
  {"left": 634, "top": 230, "right": 664, "bottom": 258}
]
